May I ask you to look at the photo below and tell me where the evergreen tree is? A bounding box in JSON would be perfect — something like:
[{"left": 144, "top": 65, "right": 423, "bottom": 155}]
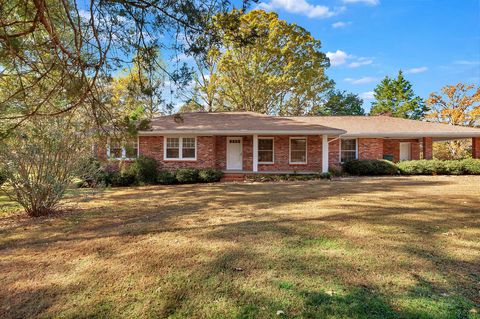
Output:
[
  {"left": 314, "top": 90, "right": 365, "bottom": 115},
  {"left": 370, "top": 71, "right": 427, "bottom": 119}
]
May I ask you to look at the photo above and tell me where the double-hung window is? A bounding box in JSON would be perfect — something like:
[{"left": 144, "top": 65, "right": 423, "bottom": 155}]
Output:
[
  {"left": 258, "top": 138, "right": 274, "bottom": 164},
  {"left": 165, "top": 137, "right": 196, "bottom": 160},
  {"left": 340, "top": 138, "right": 357, "bottom": 163},
  {"left": 290, "top": 137, "right": 307, "bottom": 164},
  {"left": 108, "top": 138, "right": 138, "bottom": 160}
]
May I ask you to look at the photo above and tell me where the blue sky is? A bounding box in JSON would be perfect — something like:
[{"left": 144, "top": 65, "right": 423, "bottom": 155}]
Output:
[{"left": 254, "top": 0, "right": 480, "bottom": 111}]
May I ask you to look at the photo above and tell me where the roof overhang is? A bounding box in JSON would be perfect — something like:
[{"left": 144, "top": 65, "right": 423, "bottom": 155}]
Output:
[
  {"left": 342, "top": 132, "right": 480, "bottom": 139},
  {"left": 138, "top": 129, "right": 346, "bottom": 136}
]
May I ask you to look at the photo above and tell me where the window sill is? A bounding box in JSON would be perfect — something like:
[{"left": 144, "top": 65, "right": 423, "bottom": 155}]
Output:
[
  {"left": 289, "top": 162, "right": 307, "bottom": 165},
  {"left": 164, "top": 158, "right": 197, "bottom": 161},
  {"left": 109, "top": 158, "right": 137, "bottom": 161},
  {"left": 258, "top": 162, "right": 274, "bottom": 165}
]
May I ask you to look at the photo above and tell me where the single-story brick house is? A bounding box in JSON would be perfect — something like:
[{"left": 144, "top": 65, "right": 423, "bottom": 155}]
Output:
[{"left": 101, "top": 111, "right": 480, "bottom": 174}]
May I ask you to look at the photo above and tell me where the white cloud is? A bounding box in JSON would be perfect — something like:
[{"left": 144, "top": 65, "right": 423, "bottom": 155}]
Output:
[
  {"left": 405, "top": 66, "right": 428, "bottom": 74},
  {"left": 326, "top": 50, "right": 352, "bottom": 66},
  {"left": 348, "top": 57, "right": 373, "bottom": 68},
  {"left": 342, "top": 0, "right": 380, "bottom": 5},
  {"left": 332, "top": 21, "right": 351, "bottom": 28},
  {"left": 326, "top": 50, "right": 373, "bottom": 68},
  {"left": 257, "top": 0, "right": 342, "bottom": 18},
  {"left": 360, "top": 91, "right": 375, "bottom": 100},
  {"left": 454, "top": 60, "right": 480, "bottom": 66},
  {"left": 345, "top": 77, "right": 376, "bottom": 85}
]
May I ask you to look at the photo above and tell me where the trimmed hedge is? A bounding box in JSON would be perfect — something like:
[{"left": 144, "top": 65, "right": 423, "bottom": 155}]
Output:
[
  {"left": 129, "top": 156, "right": 158, "bottom": 184},
  {"left": 198, "top": 168, "right": 224, "bottom": 183},
  {"left": 157, "top": 170, "right": 177, "bottom": 185},
  {"left": 397, "top": 159, "right": 480, "bottom": 175},
  {"left": 343, "top": 159, "right": 398, "bottom": 176},
  {"left": 175, "top": 168, "right": 199, "bottom": 183}
]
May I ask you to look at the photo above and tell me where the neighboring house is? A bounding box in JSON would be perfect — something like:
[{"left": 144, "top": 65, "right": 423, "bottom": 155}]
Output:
[{"left": 100, "top": 111, "right": 480, "bottom": 174}]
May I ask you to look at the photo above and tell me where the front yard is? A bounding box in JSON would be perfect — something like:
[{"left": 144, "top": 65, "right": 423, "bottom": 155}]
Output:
[{"left": 0, "top": 176, "right": 479, "bottom": 318}]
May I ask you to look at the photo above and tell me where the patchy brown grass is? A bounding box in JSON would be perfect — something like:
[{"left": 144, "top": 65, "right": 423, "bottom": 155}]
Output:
[{"left": 0, "top": 176, "right": 479, "bottom": 319}]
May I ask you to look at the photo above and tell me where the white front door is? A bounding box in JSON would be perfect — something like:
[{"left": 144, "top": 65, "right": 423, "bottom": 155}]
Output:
[
  {"left": 399, "top": 142, "right": 411, "bottom": 161},
  {"left": 227, "top": 137, "right": 243, "bottom": 170}
]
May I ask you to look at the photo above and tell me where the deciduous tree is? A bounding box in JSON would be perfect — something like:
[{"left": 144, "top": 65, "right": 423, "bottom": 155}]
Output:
[
  {"left": 189, "top": 10, "right": 333, "bottom": 115},
  {"left": 426, "top": 83, "right": 480, "bottom": 159}
]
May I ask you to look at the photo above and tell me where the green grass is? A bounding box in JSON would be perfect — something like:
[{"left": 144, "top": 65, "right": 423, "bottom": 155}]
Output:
[{"left": 0, "top": 176, "right": 479, "bottom": 318}]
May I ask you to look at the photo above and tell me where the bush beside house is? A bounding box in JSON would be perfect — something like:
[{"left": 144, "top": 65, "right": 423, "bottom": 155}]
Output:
[
  {"left": 85, "top": 157, "right": 224, "bottom": 187},
  {"left": 397, "top": 159, "right": 480, "bottom": 175},
  {"left": 343, "top": 160, "right": 398, "bottom": 176},
  {"left": 75, "top": 157, "right": 480, "bottom": 188},
  {"left": 342, "top": 159, "right": 480, "bottom": 176}
]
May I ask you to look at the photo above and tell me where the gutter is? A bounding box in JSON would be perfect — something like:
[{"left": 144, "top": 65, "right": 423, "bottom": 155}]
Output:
[{"left": 138, "top": 129, "right": 347, "bottom": 136}]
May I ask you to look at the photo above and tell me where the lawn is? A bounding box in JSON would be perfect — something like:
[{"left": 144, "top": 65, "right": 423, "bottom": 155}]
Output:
[{"left": 0, "top": 176, "right": 479, "bottom": 319}]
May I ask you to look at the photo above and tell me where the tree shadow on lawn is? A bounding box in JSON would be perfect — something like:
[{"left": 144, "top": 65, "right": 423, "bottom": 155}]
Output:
[
  {"left": 0, "top": 177, "right": 479, "bottom": 318},
  {"left": 0, "top": 178, "right": 456, "bottom": 250}
]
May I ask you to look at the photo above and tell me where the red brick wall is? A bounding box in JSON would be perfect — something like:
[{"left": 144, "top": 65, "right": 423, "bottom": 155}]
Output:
[
  {"left": 139, "top": 135, "right": 216, "bottom": 169},
  {"left": 358, "top": 138, "right": 384, "bottom": 160},
  {"left": 328, "top": 138, "right": 341, "bottom": 168},
  {"left": 257, "top": 135, "right": 322, "bottom": 172},
  {"left": 383, "top": 139, "right": 421, "bottom": 162},
  {"left": 243, "top": 136, "right": 253, "bottom": 171},
  {"left": 423, "top": 137, "right": 433, "bottom": 160},
  {"left": 473, "top": 137, "right": 480, "bottom": 159},
  {"left": 215, "top": 136, "right": 227, "bottom": 169}
]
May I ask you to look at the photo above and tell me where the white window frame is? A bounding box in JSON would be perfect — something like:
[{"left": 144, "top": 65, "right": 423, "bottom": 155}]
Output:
[
  {"left": 164, "top": 136, "right": 197, "bottom": 161},
  {"left": 289, "top": 137, "right": 307, "bottom": 164},
  {"left": 340, "top": 138, "right": 358, "bottom": 163},
  {"left": 107, "top": 138, "right": 138, "bottom": 160},
  {"left": 258, "top": 137, "right": 274, "bottom": 164}
]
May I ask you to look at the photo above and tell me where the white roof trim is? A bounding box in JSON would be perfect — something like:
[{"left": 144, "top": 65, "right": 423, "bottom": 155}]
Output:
[
  {"left": 138, "top": 129, "right": 346, "bottom": 136},
  {"left": 343, "top": 132, "right": 480, "bottom": 138}
]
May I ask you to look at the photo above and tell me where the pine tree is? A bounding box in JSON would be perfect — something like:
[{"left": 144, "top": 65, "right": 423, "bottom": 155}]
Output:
[{"left": 370, "top": 71, "right": 428, "bottom": 119}]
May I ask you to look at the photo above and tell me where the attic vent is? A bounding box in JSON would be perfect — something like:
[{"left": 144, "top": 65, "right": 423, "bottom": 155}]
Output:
[{"left": 173, "top": 114, "right": 184, "bottom": 123}]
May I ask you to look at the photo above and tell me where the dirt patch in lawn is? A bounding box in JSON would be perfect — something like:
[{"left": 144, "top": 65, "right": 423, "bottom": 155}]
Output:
[{"left": 0, "top": 176, "right": 479, "bottom": 318}]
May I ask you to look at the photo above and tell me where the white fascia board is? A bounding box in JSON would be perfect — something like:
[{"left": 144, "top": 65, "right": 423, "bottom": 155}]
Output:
[
  {"left": 138, "top": 129, "right": 346, "bottom": 136},
  {"left": 342, "top": 132, "right": 480, "bottom": 138}
]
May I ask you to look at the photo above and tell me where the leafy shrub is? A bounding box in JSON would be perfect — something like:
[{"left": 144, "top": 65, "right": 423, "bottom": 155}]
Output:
[
  {"left": 129, "top": 156, "right": 158, "bottom": 184},
  {"left": 328, "top": 165, "right": 344, "bottom": 177},
  {"left": 343, "top": 160, "right": 398, "bottom": 176},
  {"left": 319, "top": 172, "right": 332, "bottom": 180},
  {"left": 398, "top": 159, "right": 480, "bottom": 175},
  {"left": 175, "top": 168, "right": 199, "bottom": 183},
  {"left": 198, "top": 168, "right": 223, "bottom": 183},
  {"left": 157, "top": 170, "right": 177, "bottom": 185},
  {"left": 111, "top": 170, "right": 137, "bottom": 187},
  {"left": 461, "top": 159, "right": 480, "bottom": 174},
  {"left": 96, "top": 164, "right": 137, "bottom": 187}
]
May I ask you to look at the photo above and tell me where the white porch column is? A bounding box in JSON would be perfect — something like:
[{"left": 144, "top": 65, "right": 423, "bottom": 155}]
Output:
[
  {"left": 322, "top": 135, "right": 329, "bottom": 173},
  {"left": 253, "top": 134, "right": 259, "bottom": 172}
]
